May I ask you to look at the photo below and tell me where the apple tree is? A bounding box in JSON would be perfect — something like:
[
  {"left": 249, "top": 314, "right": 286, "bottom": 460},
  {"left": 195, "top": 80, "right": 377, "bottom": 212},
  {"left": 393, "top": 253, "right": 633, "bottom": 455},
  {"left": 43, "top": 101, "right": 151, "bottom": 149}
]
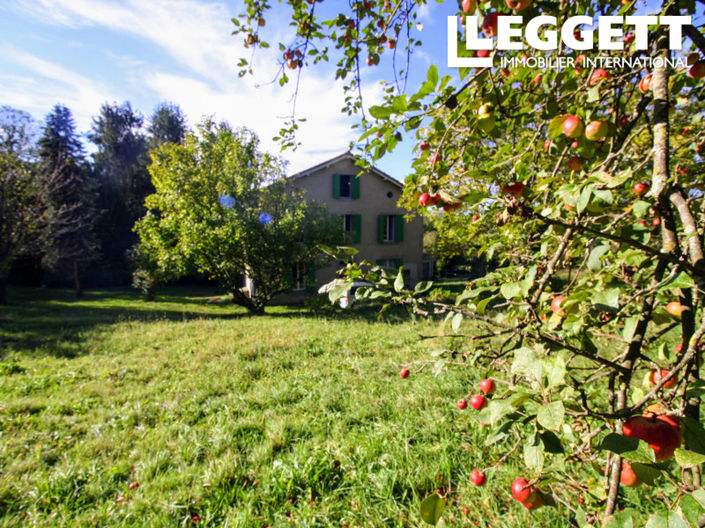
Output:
[
  {"left": 134, "top": 119, "right": 343, "bottom": 313},
  {"left": 233, "top": 0, "right": 705, "bottom": 525}
]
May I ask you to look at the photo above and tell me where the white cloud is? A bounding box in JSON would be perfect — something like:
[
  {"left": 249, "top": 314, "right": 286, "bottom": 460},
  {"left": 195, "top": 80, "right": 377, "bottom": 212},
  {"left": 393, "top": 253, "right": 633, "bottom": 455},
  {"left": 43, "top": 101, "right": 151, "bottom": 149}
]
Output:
[{"left": 7, "top": 0, "right": 390, "bottom": 173}]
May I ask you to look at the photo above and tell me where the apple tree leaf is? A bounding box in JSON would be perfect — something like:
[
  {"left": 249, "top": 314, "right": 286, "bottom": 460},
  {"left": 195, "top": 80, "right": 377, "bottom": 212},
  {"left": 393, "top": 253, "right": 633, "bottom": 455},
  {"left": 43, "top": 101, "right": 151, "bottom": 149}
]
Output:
[
  {"left": 537, "top": 401, "right": 565, "bottom": 431},
  {"left": 598, "top": 433, "right": 655, "bottom": 463},
  {"left": 674, "top": 448, "right": 705, "bottom": 468},
  {"left": 603, "top": 509, "right": 636, "bottom": 528},
  {"left": 419, "top": 493, "right": 445, "bottom": 525},
  {"left": 681, "top": 418, "right": 705, "bottom": 455},
  {"left": 523, "top": 443, "right": 545, "bottom": 472},
  {"left": 451, "top": 312, "right": 463, "bottom": 333},
  {"left": 630, "top": 462, "right": 661, "bottom": 486},
  {"left": 644, "top": 512, "right": 688, "bottom": 528},
  {"left": 540, "top": 430, "right": 564, "bottom": 454},
  {"left": 679, "top": 493, "right": 705, "bottom": 527},
  {"left": 548, "top": 114, "right": 568, "bottom": 139}
]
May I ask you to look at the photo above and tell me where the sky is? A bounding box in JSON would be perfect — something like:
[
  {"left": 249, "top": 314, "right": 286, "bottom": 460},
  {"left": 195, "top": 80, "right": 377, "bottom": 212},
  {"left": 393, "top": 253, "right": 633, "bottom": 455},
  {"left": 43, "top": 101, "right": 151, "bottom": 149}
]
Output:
[
  {"left": 0, "top": 0, "right": 690, "bottom": 180},
  {"left": 0, "top": 0, "right": 458, "bottom": 179}
]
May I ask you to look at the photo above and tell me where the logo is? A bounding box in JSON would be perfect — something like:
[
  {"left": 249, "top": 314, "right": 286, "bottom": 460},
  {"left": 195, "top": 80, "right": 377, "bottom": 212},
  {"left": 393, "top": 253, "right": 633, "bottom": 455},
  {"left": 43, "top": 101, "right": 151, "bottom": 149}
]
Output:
[{"left": 448, "top": 15, "right": 692, "bottom": 69}]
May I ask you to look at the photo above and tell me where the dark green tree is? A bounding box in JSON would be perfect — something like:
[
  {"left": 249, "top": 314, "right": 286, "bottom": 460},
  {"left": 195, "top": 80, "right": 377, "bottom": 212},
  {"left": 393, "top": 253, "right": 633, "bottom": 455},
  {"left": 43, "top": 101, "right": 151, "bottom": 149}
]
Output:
[
  {"left": 38, "top": 104, "right": 100, "bottom": 296},
  {"left": 89, "top": 101, "right": 150, "bottom": 281},
  {"left": 148, "top": 102, "right": 188, "bottom": 147},
  {"left": 0, "top": 106, "right": 39, "bottom": 304}
]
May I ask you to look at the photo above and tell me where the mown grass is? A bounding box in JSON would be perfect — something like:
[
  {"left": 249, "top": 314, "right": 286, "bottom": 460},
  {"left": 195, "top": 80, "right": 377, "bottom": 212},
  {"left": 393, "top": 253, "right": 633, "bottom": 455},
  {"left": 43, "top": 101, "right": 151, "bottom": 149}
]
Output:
[{"left": 1, "top": 287, "right": 571, "bottom": 527}]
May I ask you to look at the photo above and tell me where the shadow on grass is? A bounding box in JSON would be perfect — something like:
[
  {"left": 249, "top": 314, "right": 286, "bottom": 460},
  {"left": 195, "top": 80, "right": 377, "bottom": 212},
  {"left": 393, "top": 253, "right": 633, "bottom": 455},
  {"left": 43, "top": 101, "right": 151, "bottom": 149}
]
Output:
[{"left": 0, "top": 287, "right": 411, "bottom": 359}]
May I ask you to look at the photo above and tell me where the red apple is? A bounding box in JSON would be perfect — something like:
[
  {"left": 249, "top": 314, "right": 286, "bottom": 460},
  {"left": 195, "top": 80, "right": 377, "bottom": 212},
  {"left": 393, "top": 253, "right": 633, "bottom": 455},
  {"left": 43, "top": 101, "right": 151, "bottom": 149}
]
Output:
[
  {"left": 688, "top": 62, "right": 705, "bottom": 79},
  {"left": 429, "top": 193, "right": 441, "bottom": 206},
  {"left": 639, "top": 75, "right": 652, "bottom": 93},
  {"left": 589, "top": 69, "right": 611, "bottom": 86},
  {"left": 462, "top": 0, "right": 477, "bottom": 13},
  {"left": 287, "top": 59, "right": 299, "bottom": 69},
  {"left": 649, "top": 369, "right": 677, "bottom": 389},
  {"left": 418, "top": 193, "right": 431, "bottom": 207},
  {"left": 652, "top": 217, "right": 661, "bottom": 226},
  {"left": 633, "top": 181, "right": 649, "bottom": 196},
  {"left": 366, "top": 56, "right": 374, "bottom": 66},
  {"left": 387, "top": 39, "right": 396, "bottom": 49},
  {"left": 562, "top": 115, "right": 584, "bottom": 138},
  {"left": 570, "top": 140, "right": 579, "bottom": 149},
  {"left": 469, "top": 394, "right": 487, "bottom": 410},
  {"left": 522, "top": 492, "right": 544, "bottom": 510},
  {"left": 472, "top": 214, "right": 479, "bottom": 222},
  {"left": 476, "top": 49, "right": 491, "bottom": 58},
  {"left": 501, "top": 68, "right": 511, "bottom": 79},
  {"left": 457, "top": 398, "right": 468, "bottom": 410},
  {"left": 429, "top": 153, "right": 441, "bottom": 165},
  {"left": 419, "top": 141, "right": 430, "bottom": 151},
  {"left": 482, "top": 12, "right": 499, "bottom": 38},
  {"left": 479, "top": 378, "right": 496, "bottom": 394},
  {"left": 399, "top": 368, "right": 410, "bottom": 379},
  {"left": 585, "top": 120, "right": 609, "bottom": 141},
  {"left": 550, "top": 295, "right": 566, "bottom": 315},
  {"left": 470, "top": 469, "right": 486, "bottom": 486},
  {"left": 544, "top": 140, "right": 551, "bottom": 152},
  {"left": 511, "top": 478, "right": 536, "bottom": 503},
  {"left": 620, "top": 462, "right": 641, "bottom": 487},
  {"left": 687, "top": 53, "right": 700, "bottom": 66},
  {"left": 623, "top": 414, "right": 682, "bottom": 461},
  {"left": 501, "top": 182, "right": 525, "bottom": 198},
  {"left": 567, "top": 156, "right": 584, "bottom": 172},
  {"left": 618, "top": 115, "right": 630, "bottom": 128},
  {"left": 624, "top": 33, "right": 635, "bottom": 46},
  {"left": 505, "top": 0, "right": 532, "bottom": 10}
]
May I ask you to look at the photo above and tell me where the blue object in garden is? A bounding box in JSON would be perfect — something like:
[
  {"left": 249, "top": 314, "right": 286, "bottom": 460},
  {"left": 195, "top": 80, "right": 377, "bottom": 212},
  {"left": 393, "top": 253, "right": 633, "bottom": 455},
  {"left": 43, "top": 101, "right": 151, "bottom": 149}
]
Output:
[
  {"left": 258, "top": 212, "right": 273, "bottom": 225},
  {"left": 219, "top": 194, "right": 235, "bottom": 208}
]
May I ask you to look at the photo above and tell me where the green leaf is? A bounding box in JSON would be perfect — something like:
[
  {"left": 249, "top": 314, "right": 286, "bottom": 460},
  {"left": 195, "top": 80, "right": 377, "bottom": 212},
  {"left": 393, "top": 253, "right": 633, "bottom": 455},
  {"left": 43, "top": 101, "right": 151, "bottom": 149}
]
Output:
[
  {"left": 681, "top": 418, "right": 705, "bottom": 454},
  {"left": 427, "top": 64, "right": 439, "bottom": 87},
  {"left": 622, "top": 315, "right": 638, "bottom": 341},
  {"left": 679, "top": 494, "right": 705, "bottom": 527},
  {"left": 394, "top": 269, "right": 405, "bottom": 293},
  {"left": 537, "top": 401, "right": 565, "bottom": 431},
  {"left": 587, "top": 244, "right": 609, "bottom": 271},
  {"left": 577, "top": 185, "right": 592, "bottom": 214},
  {"left": 603, "top": 509, "right": 635, "bottom": 528},
  {"left": 415, "top": 281, "right": 433, "bottom": 294},
  {"left": 419, "top": 494, "right": 445, "bottom": 525},
  {"left": 500, "top": 281, "right": 522, "bottom": 300},
  {"left": 368, "top": 105, "right": 393, "bottom": 119},
  {"left": 632, "top": 200, "right": 651, "bottom": 218},
  {"left": 598, "top": 433, "right": 655, "bottom": 463},
  {"left": 587, "top": 86, "right": 601, "bottom": 103},
  {"left": 511, "top": 348, "right": 543, "bottom": 386},
  {"left": 674, "top": 448, "right": 705, "bottom": 468},
  {"left": 630, "top": 462, "right": 661, "bottom": 485},
  {"left": 523, "top": 443, "right": 545, "bottom": 472},
  {"left": 540, "top": 430, "right": 565, "bottom": 453},
  {"left": 451, "top": 312, "right": 463, "bottom": 333},
  {"left": 592, "top": 288, "right": 620, "bottom": 310},
  {"left": 542, "top": 355, "right": 566, "bottom": 388},
  {"left": 548, "top": 115, "right": 568, "bottom": 140},
  {"left": 644, "top": 512, "right": 688, "bottom": 528},
  {"left": 660, "top": 272, "right": 696, "bottom": 290}
]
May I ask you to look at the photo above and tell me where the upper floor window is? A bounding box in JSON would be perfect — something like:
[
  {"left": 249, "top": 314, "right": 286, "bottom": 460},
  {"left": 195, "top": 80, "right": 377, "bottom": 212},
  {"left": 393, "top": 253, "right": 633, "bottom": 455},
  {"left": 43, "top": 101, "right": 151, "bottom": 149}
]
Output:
[{"left": 333, "top": 173, "right": 360, "bottom": 199}]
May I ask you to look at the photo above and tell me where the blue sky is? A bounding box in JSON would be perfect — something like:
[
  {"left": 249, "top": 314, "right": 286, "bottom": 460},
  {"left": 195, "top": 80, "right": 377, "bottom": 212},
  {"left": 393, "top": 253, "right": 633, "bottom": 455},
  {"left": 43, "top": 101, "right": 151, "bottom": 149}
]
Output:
[
  {"left": 0, "top": 0, "right": 691, "bottom": 179},
  {"left": 0, "top": 0, "right": 457, "bottom": 178}
]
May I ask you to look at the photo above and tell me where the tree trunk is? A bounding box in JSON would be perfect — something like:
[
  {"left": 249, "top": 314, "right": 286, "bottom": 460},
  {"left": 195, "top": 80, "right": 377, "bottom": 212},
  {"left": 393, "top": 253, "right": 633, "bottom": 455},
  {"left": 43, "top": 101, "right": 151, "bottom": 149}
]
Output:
[
  {"left": 0, "top": 275, "right": 7, "bottom": 305},
  {"left": 72, "top": 260, "right": 83, "bottom": 297}
]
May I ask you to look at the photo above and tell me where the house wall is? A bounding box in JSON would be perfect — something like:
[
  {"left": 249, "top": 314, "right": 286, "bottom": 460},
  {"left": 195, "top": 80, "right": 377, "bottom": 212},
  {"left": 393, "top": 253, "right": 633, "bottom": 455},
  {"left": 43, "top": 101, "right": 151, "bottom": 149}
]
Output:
[{"left": 289, "top": 157, "right": 424, "bottom": 286}]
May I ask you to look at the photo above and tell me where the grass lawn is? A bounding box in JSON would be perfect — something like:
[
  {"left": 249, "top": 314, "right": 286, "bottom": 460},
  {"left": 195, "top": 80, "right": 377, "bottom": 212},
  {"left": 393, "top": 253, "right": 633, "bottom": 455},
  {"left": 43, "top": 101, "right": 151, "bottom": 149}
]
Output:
[{"left": 1, "top": 287, "right": 569, "bottom": 527}]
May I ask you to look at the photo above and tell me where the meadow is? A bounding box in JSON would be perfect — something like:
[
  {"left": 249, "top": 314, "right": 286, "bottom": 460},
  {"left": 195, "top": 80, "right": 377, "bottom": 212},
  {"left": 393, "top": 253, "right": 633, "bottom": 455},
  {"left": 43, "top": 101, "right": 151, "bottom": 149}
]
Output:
[{"left": 1, "top": 288, "right": 583, "bottom": 527}]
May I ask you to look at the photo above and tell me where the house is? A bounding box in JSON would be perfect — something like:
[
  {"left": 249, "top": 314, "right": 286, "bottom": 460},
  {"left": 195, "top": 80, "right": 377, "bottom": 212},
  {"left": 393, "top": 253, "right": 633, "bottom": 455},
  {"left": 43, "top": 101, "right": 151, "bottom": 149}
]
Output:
[{"left": 283, "top": 152, "right": 425, "bottom": 295}]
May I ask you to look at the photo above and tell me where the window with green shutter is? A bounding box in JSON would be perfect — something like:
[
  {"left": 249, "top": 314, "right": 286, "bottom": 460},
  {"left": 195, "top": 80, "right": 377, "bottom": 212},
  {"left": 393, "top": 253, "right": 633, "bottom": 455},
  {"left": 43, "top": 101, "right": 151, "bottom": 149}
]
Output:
[
  {"left": 352, "top": 176, "right": 360, "bottom": 199},
  {"left": 379, "top": 215, "right": 403, "bottom": 243},
  {"left": 332, "top": 173, "right": 340, "bottom": 198},
  {"left": 352, "top": 214, "right": 361, "bottom": 243}
]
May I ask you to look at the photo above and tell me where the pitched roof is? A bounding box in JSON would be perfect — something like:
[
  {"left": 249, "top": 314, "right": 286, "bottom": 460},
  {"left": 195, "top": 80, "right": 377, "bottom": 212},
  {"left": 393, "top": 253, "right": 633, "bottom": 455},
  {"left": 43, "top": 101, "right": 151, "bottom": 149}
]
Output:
[{"left": 287, "top": 151, "right": 404, "bottom": 189}]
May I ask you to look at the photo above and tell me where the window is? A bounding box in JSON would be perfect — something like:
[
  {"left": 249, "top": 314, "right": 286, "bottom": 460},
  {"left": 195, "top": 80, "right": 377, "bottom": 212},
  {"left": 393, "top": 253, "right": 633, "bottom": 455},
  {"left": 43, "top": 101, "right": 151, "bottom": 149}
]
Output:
[
  {"left": 378, "top": 214, "right": 404, "bottom": 243},
  {"left": 333, "top": 173, "right": 360, "bottom": 199},
  {"left": 339, "top": 174, "right": 352, "bottom": 198},
  {"left": 342, "top": 214, "right": 361, "bottom": 243},
  {"left": 291, "top": 263, "right": 307, "bottom": 291}
]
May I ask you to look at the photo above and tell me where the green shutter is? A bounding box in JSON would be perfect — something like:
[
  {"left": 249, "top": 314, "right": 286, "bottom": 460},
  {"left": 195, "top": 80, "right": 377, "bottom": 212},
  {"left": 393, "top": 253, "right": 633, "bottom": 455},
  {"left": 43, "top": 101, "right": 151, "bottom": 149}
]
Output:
[
  {"left": 353, "top": 214, "right": 362, "bottom": 244},
  {"left": 352, "top": 176, "right": 360, "bottom": 199},
  {"left": 333, "top": 173, "right": 340, "bottom": 198},
  {"left": 395, "top": 215, "right": 404, "bottom": 243},
  {"left": 284, "top": 265, "right": 294, "bottom": 289},
  {"left": 306, "top": 261, "right": 316, "bottom": 290},
  {"left": 378, "top": 215, "right": 385, "bottom": 243}
]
